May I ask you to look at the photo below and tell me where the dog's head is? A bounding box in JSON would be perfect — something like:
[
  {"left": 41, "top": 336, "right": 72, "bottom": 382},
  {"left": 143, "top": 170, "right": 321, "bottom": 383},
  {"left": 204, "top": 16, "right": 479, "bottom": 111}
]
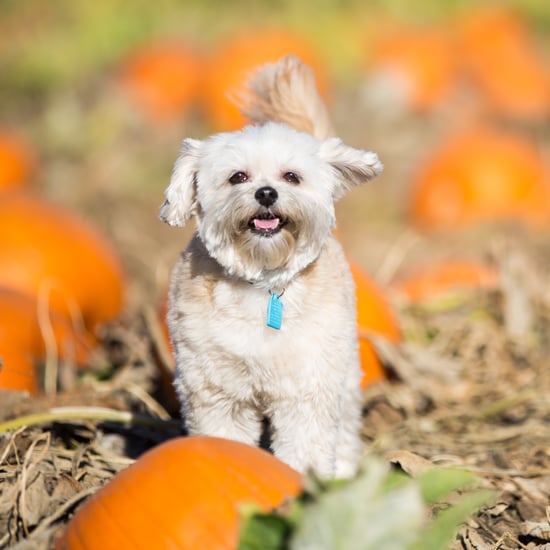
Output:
[{"left": 160, "top": 122, "right": 382, "bottom": 288}]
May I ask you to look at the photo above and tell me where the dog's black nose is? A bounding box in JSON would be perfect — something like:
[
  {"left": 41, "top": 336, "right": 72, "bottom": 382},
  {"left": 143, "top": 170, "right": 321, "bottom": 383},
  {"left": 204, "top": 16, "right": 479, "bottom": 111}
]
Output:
[{"left": 254, "top": 186, "right": 278, "bottom": 207}]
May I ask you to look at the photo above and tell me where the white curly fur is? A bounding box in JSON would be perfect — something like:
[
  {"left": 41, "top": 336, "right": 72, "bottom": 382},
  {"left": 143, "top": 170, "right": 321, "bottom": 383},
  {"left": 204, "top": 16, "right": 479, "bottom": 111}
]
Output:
[{"left": 160, "top": 56, "right": 382, "bottom": 478}]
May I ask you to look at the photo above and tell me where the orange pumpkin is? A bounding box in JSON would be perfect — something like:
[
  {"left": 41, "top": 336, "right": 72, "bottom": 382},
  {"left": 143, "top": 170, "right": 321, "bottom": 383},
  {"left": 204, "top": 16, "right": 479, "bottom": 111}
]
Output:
[
  {"left": 153, "top": 289, "right": 180, "bottom": 413},
  {"left": 410, "top": 127, "right": 550, "bottom": 230},
  {"left": 457, "top": 5, "right": 529, "bottom": 53},
  {"left": 0, "top": 193, "right": 124, "bottom": 331},
  {"left": 391, "top": 260, "right": 499, "bottom": 304},
  {"left": 119, "top": 40, "right": 202, "bottom": 121},
  {"left": 366, "top": 27, "right": 457, "bottom": 112},
  {"left": 0, "top": 131, "right": 35, "bottom": 190},
  {"left": 202, "top": 29, "right": 329, "bottom": 131},
  {"left": 457, "top": 6, "right": 550, "bottom": 120},
  {"left": 158, "top": 289, "right": 173, "bottom": 357},
  {"left": 0, "top": 288, "right": 93, "bottom": 394},
  {"left": 471, "top": 53, "right": 550, "bottom": 120},
  {"left": 58, "top": 436, "right": 302, "bottom": 550},
  {"left": 350, "top": 262, "right": 401, "bottom": 389}
]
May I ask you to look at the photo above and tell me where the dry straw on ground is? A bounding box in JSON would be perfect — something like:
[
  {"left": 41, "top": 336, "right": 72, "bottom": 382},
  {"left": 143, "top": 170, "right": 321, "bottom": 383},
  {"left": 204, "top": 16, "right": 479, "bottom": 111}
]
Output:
[{"left": 1, "top": 236, "right": 549, "bottom": 549}]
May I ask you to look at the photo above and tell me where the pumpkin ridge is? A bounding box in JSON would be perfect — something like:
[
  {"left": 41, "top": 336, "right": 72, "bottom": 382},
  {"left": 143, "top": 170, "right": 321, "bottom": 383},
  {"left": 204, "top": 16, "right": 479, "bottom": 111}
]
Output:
[
  {"left": 74, "top": 488, "right": 142, "bottom": 550},
  {"left": 192, "top": 437, "right": 300, "bottom": 505},
  {"left": 178, "top": 451, "right": 248, "bottom": 548},
  {"left": 195, "top": 444, "right": 271, "bottom": 504},
  {"left": 108, "top": 470, "right": 200, "bottom": 550}
]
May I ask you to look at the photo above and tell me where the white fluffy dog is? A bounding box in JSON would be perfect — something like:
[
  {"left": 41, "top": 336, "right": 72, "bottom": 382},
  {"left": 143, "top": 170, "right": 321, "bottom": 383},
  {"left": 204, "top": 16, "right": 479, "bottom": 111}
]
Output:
[{"left": 160, "top": 56, "right": 382, "bottom": 478}]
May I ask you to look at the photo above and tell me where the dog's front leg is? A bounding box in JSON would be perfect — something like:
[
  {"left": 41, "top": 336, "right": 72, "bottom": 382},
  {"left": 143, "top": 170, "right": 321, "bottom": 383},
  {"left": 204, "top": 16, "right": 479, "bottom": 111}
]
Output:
[
  {"left": 268, "top": 388, "right": 362, "bottom": 479},
  {"left": 182, "top": 388, "right": 264, "bottom": 446},
  {"left": 333, "top": 385, "right": 364, "bottom": 479}
]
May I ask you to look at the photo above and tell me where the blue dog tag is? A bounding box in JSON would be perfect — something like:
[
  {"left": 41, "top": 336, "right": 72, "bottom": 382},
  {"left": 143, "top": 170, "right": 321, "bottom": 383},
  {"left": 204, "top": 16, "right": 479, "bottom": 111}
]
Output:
[{"left": 266, "top": 293, "right": 283, "bottom": 330}]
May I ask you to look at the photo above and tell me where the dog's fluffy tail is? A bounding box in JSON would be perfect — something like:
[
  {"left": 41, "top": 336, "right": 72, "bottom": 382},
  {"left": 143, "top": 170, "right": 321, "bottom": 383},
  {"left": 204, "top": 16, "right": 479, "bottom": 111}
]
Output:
[{"left": 237, "top": 55, "right": 335, "bottom": 141}]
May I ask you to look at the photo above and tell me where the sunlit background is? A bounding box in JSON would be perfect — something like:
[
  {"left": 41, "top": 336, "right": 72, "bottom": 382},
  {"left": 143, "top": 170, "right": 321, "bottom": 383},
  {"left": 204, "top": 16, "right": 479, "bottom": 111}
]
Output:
[
  {"left": 2, "top": 3, "right": 550, "bottom": 547},
  {"left": 1, "top": 0, "right": 550, "bottom": 386}
]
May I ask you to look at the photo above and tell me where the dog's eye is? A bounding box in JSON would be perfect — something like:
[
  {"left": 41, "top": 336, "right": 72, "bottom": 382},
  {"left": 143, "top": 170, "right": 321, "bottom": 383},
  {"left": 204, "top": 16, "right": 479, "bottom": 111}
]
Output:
[
  {"left": 229, "top": 171, "right": 248, "bottom": 184},
  {"left": 282, "top": 171, "right": 301, "bottom": 184}
]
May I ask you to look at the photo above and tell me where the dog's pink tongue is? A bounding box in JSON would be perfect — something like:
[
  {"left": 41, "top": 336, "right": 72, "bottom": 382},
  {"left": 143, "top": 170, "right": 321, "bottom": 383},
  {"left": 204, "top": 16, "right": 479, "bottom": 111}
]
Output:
[{"left": 254, "top": 218, "right": 279, "bottom": 231}]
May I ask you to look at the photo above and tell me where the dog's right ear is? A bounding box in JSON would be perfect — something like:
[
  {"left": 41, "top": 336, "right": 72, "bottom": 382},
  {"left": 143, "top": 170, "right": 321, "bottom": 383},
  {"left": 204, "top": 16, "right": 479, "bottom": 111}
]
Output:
[
  {"left": 319, "top": 137, "right": 383, "bottom": 201},
  {"left": 160, "top": 138, "right": 202, "bottom": 227}
]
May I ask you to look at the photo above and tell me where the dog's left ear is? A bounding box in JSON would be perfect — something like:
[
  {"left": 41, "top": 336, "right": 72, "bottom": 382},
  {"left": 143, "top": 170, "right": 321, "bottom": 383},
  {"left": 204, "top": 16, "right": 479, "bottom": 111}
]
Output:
[
  {"left": 319, "top": 138, "right": 383, "bottom": 200},
  {"left": 160, "top": 138, "right": 202, "bottom": 227}
]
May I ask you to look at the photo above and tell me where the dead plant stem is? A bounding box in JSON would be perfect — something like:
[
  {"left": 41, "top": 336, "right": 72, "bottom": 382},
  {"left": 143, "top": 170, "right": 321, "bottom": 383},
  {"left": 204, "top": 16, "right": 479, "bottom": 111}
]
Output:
[{"left": 0, "top": 406, "right": 180, "bottom": 433}]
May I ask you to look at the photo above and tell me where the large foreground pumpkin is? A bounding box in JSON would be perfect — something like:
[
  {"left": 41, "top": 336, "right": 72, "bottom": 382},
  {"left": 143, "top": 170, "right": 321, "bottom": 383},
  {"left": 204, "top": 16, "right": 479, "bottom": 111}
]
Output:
[
  {"left": 202, "top": 29, "right": 329, "bottom": 131},
  {"left": 0, "top": 288, "right": 93, "bottom": 394},
  {"left": 0, "top": 194, "right": 124, "bottom": 331},
  {"left": 350, "top": 262, "right": 401, "bottom": 389},
  {"left": 58, "top": 436, "right": 302, "bottom": 550},
  {"left": 410, "top": 127, "right": 550, "bottom": 230}
]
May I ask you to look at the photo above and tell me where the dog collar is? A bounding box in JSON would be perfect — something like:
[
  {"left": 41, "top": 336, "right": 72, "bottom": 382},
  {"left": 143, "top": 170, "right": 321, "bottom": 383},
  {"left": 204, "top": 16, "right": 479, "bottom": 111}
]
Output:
[{"left": 266, "top": 289, "right": 285, "bottom": 330}]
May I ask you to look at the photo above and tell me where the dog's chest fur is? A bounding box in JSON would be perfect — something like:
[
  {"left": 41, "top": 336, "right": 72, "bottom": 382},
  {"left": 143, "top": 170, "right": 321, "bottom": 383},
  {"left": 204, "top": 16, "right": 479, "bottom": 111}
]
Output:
[{"left": 168, "top": 233, "right": 359, "bottom": 401}]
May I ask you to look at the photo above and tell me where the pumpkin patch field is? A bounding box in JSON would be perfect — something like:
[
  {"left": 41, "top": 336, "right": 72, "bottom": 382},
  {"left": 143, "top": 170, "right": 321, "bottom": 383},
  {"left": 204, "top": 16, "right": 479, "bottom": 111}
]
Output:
[{"left": 1, "top": 2, "right": 550, "bottom": 549}]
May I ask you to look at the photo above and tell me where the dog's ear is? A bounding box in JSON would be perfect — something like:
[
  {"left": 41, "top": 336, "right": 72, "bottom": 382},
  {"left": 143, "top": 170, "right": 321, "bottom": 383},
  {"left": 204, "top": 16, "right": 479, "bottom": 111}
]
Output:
[
  {"left": 160, "top": 138, "right": 202, "bottom": 227},
  {"left": 319, "top": 138, "right": 383, "bottom": 200}
]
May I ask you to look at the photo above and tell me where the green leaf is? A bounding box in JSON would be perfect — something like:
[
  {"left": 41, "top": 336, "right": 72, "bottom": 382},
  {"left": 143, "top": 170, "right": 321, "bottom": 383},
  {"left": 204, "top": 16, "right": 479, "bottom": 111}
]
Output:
[
  {"left": 418, "top": 468, "right": 478, "bottom": 505},
  {"left": 238, "top": 459, "right": 493, "bottom": 550},
  {"left": 238, "top": 503, "right": 295, "bottom": 550},
  {"left": 290, "top": 460, "right": 426, "bottom": 550}
]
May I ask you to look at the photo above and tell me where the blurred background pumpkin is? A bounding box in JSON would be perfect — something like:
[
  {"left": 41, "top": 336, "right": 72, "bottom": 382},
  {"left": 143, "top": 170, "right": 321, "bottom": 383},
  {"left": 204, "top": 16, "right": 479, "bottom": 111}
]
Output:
[
  {"left": 391, "top": 259, "right": 499, "bottom": 305},
  {"left": 0, "top": 287, "right": 93, "bottom": 394},
  {"left": 117, "top": 40, "right": 203, "bottom": 123},
  {"left": 0, "top": 131, "right": 36, "bottom": 191},
  {"left": 201, "top": 28, "right": 330, "bottom": 131},
  {"left": 0, "top": 193, "right": 125, "bottom": 333},
  {"left": 409, "top": 126, "right": 550, "bottom": 231},
  {"left": 364, "top": 26, "right": 458, "bottom": 113},
  {"left": 350, "top": 261, "right": 401, "bottom": 389},
  {"left": 456, "top": 5, "right": 550, "bottom": 120}
]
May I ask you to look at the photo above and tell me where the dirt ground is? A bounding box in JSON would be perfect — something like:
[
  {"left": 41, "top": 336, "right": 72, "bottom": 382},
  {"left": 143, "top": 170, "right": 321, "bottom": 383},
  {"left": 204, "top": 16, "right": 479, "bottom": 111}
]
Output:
[{"left": 1, "top": 88, "right": 550, "bottom": 549}]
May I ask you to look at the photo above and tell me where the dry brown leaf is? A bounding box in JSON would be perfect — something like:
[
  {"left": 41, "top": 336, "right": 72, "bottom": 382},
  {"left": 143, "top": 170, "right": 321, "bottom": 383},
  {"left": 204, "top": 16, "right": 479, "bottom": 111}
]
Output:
[
  {"left": 458, "top": 527, "right": 493, "bottom": 549},
  {"left": 520, "top": 520, "right": 550, "bottom": 541},
  {"left": 386, "top": 449, "right": 434, "bottom": 477},
  {"left": 514, "top": 477, "right": 550, "bottom": 504}
]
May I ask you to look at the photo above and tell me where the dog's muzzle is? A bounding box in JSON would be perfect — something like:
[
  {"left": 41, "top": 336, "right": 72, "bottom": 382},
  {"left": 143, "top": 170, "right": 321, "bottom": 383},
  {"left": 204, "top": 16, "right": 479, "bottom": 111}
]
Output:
[{"left": 249, "top": 187, "right": 285, "bottom": 236}]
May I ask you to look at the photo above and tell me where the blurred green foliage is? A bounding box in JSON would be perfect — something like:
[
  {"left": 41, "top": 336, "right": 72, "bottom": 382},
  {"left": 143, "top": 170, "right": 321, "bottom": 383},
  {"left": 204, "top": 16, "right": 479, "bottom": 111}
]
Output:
[
  {"left": 238, "top": 458, "right": 494, "bottom": 550},
  {"left": 2, "top": 0, "right": 549, "bottom": 99}
]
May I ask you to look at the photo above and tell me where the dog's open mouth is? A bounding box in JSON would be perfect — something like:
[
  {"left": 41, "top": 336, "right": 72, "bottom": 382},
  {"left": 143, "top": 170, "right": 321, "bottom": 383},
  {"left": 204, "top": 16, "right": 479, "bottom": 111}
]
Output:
[{"left": 249, "top": 213, "right": 284, "bottom": 236}]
